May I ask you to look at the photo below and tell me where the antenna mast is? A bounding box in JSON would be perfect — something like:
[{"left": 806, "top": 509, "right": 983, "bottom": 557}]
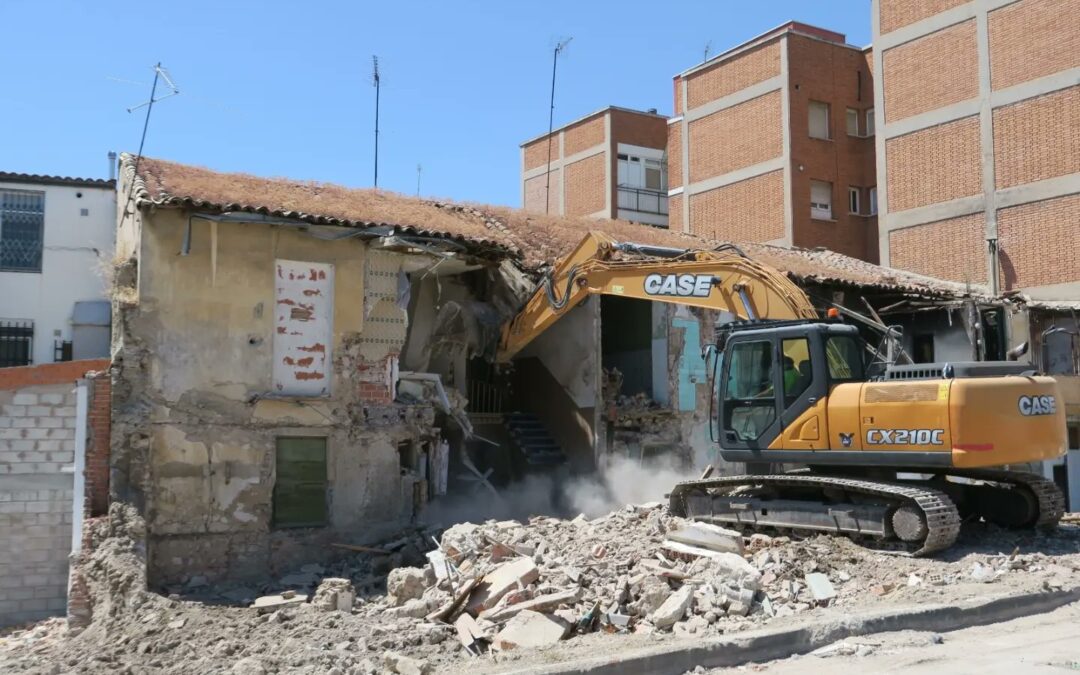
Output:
[
  {"left": 545, "top": 37, "right": 572, "bottom": 215},
  {"left": 416, "top": 163, "right": 422, "bottom": 196},
  {"left": 372, "top": 55, "right": 381, "bottom": 188},
  {"left": 703, "top": 40, "right": 712, "bottom": 62},
  {"left": 120, "top": 63, "right": 180, "bottom": 225}
]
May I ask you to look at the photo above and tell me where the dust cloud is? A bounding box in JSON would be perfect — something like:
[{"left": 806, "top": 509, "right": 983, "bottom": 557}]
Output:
[{"left": 424, "top": 455, "right": 700, "bottom": 527}]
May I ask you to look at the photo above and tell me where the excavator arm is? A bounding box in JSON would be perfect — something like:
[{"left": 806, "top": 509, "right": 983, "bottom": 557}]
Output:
[{"left": 497, "top": 232, "right": 818, "bottom": 362}]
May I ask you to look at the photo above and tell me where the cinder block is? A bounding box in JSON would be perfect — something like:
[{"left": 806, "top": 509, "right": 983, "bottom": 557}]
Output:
[
  {"left": 10, "top": 440, "right": 35, "bottom": 452},
  {"left": 11, "top": 394, "right": 38, "bottom": 406},
  {"left": 46, "top": 598, "right": 67, "bottom": 611},
  {"left": 0, "top": 418, "right": 10, "bottom": 428},
  {"left": 23, "top": 429, "right": 51, "bottom": 441},
  {"left": 0, "top": 503, "right": 26, "bottom": 514},
  {"left": 38, "top": 394, "right": 64, "bottom": 406},
  {"left": 53, "top": 407, "right": 75, "bottom": 417},
  {"left": 35, "top": 441, "right": 61, "bottom": 452},
  {"left": 0, "top": 430, "right": 25, "bottom": 440},
  {"left": 24, "top": 503, "right": 52, "bottom": 514},
  {"left": 12, "top": 418, "right": 36, "bottom": 429},
  {"left": 62, "top": 417, "right": 77, "bottom": 429},
  {"left": 48, "top": 428, "right": 74, "bottom": 440},
  {"left": 2, "top": 406, "right": 27, "bottom": 417},
  {"left": 18, "top": 598, "right": 49, "bottom": 611},
  {"left": 37, "top": 418, "right": 62, "bottom": 429},
  {"left": 26, "top": 406, "right": 52, "bottom": 417}
]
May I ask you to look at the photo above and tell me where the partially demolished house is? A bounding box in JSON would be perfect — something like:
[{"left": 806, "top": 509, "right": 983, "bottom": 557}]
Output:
[{"left": 111, "top": 154, "right": 1065, "bottom": 586}]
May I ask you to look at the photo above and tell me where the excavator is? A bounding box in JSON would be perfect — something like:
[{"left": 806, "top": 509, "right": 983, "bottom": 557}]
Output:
[{"left": 498, "top": 232, "right": 1066, "bottom": 555}]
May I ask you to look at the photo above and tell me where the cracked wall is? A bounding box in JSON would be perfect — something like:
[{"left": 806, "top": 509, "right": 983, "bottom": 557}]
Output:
[{"left": 111, "top": 206, "right": 436, "bottom": 585}]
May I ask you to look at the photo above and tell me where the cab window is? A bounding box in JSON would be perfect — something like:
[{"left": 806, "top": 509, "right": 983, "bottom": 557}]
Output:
[
  {"left": 825, "top": 336, "right": 864, "bottom": 382},
  {"left": 723, "top": 340, "right": 776, "bottom": 440},
  {"left": 782, "top": 338, "right": 812, "bottom": 406}
]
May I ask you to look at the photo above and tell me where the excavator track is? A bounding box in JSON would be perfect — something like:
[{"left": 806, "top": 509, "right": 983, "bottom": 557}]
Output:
[
  {"left": 669, "top": 473, "right": 962, "bottom": 556},
  {"left": 947, "top": 468, "right": 1065, "bottom": 529}
]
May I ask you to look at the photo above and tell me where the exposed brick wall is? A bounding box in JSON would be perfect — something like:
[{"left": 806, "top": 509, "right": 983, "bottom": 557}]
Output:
[
  {"left": 563, "top": 116, "right": 605, "bottom": 157},
  {"left": 886, "top": 116, "right": 981, "bottom": 211},
  {"left": 685, "top": 41, "right": 781, "bottom": 110},
  {"left": 888, "top": 213, "right": 986, "bottom": 284},
  {"left": 355, "top": 353, "right": 397, "bottom": 404},
  {"left": 998, "top": 194, "right": 1080, "bottom": 290},
  {"left": 788, "top": 35, "right": 878, "bottom": 262},
  {"left": 993, "top": 86, "right": 1080, "bottom": 189},
  {"left": 674, "top": 79, "right": 683, "bottom": 116},
  {"left": 667, "top": 123, "right": 683, "bottom": 190},
  {"left": 989, "top": 0, "right": 1080, "bottom": 91},
  {"left": 688, "top": 91, "right": 783, "bottom": 182},
  {"left": 609, "top": 110, "right": 668, "bottom": 214},
  {"left": 688, "top": 171, "right": 785, "bottom": 242},
  {"left": 85, "top": 372, "right": 110, "bottom": 517},
  {"left": 882, "top": 20, "right": 979, "bottom": 122},
  {"left": 0, "top": 382, "right": 79, "bottom": 626},
  {"left": 669, "top": 194, "right": 684, "bottom": 231},
  {"left": 523, "top": 137, "right": 556, "bottom": 171},
  {"left": 0, "top": 360, "right": 109, "bottom": 391},
  {"left": 524, "top": 172, "right": 558, "bottom": 214},
  {"left": 879, "top": 0, "right": 970, "bottom": 34},
  {"left": 564, "top": 153, "right": 606, "bottom": 217}
]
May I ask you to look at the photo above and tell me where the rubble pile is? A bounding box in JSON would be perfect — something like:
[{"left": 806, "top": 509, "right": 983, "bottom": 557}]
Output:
[{"left": 1, "top": 504, "right": 1079, "bottom": 674}]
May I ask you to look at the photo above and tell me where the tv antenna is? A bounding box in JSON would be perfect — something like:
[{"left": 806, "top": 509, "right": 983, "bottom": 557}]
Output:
[
  {"left": 416, "top": 163, "right": 422, "bottom": 196},
  {"left": 120, "top": 63, "right": 180, "bottom": 225},
  {"left": 545, "top": 37, "right": 572, "bottom": 215},
  {"left": 372, "top": 55, "right": 381, "bottom": 188},
  {"left": 703, "top": 40, "right": 712, "bottom": 62}
]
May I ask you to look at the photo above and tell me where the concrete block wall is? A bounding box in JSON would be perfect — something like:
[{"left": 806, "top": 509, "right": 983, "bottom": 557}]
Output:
[{"left": 0, "top": 384, "right": 77, "bottom": 626}]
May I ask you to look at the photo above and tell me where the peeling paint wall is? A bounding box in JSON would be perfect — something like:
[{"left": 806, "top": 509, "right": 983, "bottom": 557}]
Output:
[{"left": 111, "top": 204, "right": 438, "bottom": 585}]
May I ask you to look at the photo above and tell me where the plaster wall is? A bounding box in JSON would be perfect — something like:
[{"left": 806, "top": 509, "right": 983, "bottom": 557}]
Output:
[{"left": 0, "top": 182, "right": 114, "bottom": 365}]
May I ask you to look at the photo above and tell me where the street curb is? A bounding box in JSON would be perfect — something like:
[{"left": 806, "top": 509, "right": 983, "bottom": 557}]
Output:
[{"left": 494, "top": 587, "right": 1080, "bottom": 675}]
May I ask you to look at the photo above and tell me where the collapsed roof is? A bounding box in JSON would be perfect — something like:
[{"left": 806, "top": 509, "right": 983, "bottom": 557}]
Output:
[{"left": 123, "top": 154, "right": 984, "bottom": 299}]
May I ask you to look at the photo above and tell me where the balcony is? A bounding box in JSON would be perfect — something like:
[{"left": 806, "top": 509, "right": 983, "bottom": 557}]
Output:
[{"left": 617, "top": 186, "right": 668, "bottom": 216}]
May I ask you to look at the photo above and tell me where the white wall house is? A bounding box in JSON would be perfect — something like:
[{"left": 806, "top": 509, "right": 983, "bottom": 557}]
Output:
[{"left": 0, "top": 172, "right": 115, "bottom": 367}]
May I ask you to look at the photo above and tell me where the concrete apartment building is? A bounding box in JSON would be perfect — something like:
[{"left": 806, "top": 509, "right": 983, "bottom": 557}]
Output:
[
  {"left": 521, "top": 106, "right": 669, "bottom": 227},
  {"left": 0, "top": 170, "right": 115, "bottom": 368},
  {"left": 668, "top": 22, "right": 879, "bottom": 262},
  {"left": 872, "top": 0, "right": 1079, "bottom": 298}
]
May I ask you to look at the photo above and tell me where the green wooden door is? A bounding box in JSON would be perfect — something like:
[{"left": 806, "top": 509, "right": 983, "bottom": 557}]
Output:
[{"left": 273, "top": 437, "right": 328, "bottom": 528}]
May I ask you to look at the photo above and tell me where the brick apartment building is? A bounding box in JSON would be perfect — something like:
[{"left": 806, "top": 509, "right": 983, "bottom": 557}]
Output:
[
  {"left": 668, "top": 22, "right": 879, "bottom": 262},
  {"left": 520, "top": 106, "right": 670, "bottom": 227},
  {"left": 872, "top": 0, "right": 1079, "bottom": 298}
]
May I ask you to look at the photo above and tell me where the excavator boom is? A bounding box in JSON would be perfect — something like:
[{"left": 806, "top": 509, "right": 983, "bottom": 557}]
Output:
[{"left": 497, "top": 232, "right": 816, "bottom": 362}]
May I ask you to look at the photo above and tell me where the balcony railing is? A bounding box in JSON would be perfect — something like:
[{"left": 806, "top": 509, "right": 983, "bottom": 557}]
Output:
[{"left": 617, "top": 186, "right": 668, "bottom": 215}]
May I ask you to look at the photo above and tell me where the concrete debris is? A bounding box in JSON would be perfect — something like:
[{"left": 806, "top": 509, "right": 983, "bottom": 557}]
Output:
[
  {"left": 4, "top": 500, "right": 1080, "bottom": 674},
  {"left": 650, "top": 584, "right": 694, "bottom": 629},
  {"left": 382, "top": 650, "right": 433, "bottom": 675},
  {"left": 666, "top": 522, "right": 744, "bottom": 555},
  {"left": 312, "top": 578, "right": 356, "bottom": 612},
  {"left": 491, "top": 610, "right": 570, "bottom": 650},
  {"left": 251, "top": 593, "right": 307, "bottom": 614},
  {"left": 387, "top": 567, "right": 428, "bottom": 606},
  {"left": 804, "top": 573, "right": 837, "bottom": 603}
]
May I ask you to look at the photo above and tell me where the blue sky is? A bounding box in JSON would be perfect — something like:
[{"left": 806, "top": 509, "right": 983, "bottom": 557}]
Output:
[{"left": 3, "top": 1, "right": 871, "bottom": 207}]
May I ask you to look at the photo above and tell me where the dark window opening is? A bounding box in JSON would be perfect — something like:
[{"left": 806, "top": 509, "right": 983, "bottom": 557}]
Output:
[
  {"left": 981, "top": 309, "right": 1006, "bottom": 361},
  {"left": 1068, "top": 425, "right": 1079, "bottom": 450},
  {"left": 913, "top": 334, "right": 935, "bottom": 364},
  {"left": 0, "top": 320, "right": 33, "bottom": 367},
  {"left": 601, "top": 296, "right": 653, "bottom": 398},
  {"left": 273, "top": 437, "right": 328, "bottom": 528}
]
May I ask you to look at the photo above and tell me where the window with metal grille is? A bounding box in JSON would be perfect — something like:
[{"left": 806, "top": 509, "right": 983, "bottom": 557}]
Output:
[
  {"left": 273, "top": 437, "right": 328, "bottom": 528},
  {"left": 0, "top": 320, "right": 33, "bottom": 367},
  {"left": 0, "top": 190, "right": 45, "bottom": 272}
]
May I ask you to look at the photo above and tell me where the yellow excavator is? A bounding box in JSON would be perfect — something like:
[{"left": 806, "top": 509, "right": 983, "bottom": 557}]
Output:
[{"left": 498, "top": 233, "right": 1066, "bottom": 554}]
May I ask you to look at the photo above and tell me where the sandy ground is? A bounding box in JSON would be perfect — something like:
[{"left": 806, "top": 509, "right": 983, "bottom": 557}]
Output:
[{"left": 705, "top": 599, "right": 1080, "bottom": 674}]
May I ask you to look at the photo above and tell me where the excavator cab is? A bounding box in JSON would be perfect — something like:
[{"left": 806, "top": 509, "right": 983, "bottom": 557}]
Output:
[{"left": 714, "top": 321, "right": 864, "bottom": 460}]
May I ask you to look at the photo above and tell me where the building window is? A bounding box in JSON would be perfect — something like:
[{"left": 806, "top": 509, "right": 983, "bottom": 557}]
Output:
[
  {"left": 866, "top": 108, "right": 876, "bottom": 136},
  {"left": 848, "top": 187, "right": 861, "bottom": 214},
  {"left": 0, "top": 320, "right": 33, "bottom": 368},
  {"left": 846, "top": 108, "right": 859, "bottom": 136},
  {"left": 273, "top": 437, "right": 328, "bottom": 528},
  {"left": 810, "top": 180, "right": 833, "bottom": 220},
  {"left": 868, "top": 186, "right": 878, "bottom": 215},
  {"left": 809, "top": 101, "right": 830, "bottom": 140},
  {"left": 617, "top": 152, "right": 668, "bottom": 215},
  {"left": 0, "top": 190, "right": 45, "bottom": 272}
]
